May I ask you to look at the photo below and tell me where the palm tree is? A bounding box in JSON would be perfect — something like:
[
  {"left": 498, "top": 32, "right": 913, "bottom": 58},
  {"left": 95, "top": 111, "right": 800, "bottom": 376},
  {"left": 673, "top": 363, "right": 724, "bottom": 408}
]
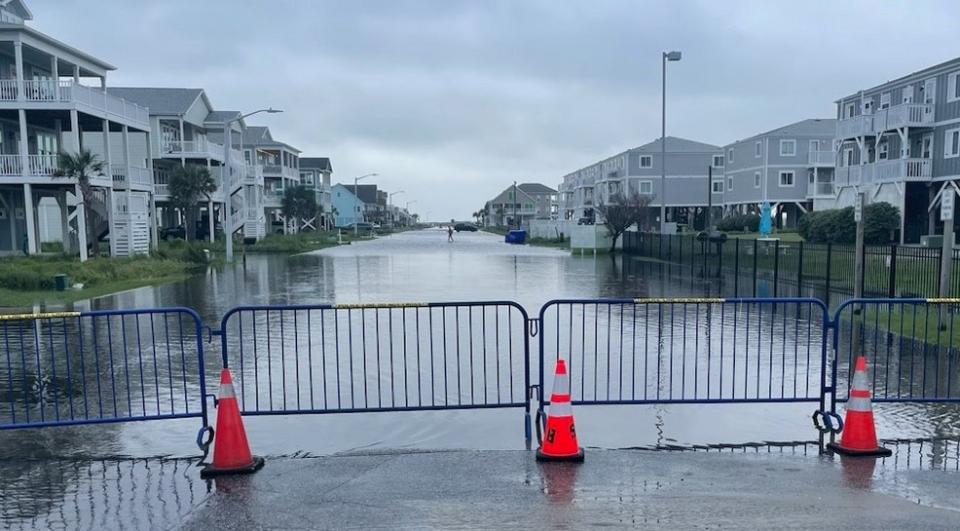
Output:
[
  {"left": 55, "top": 149, "right": 105, "bottom": 257},
  {"left": 168, "top": 165, "right": 217, "bottom": 241}
]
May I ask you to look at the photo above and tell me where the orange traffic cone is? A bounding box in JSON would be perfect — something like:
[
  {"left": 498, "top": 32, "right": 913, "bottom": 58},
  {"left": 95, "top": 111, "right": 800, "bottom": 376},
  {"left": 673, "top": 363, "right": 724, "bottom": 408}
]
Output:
[
  {"left": 826, "top": 356, "right": 892, "bottom": 457},
  {"left": 201, "top": 368, "right": 265, "bottom": 478},
  {"left": 537, "top": 359, "right": 584, "bottom": 462}
]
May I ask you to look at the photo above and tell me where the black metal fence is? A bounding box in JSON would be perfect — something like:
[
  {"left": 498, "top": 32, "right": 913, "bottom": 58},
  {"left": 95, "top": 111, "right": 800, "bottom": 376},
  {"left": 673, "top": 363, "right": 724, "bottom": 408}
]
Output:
[{"left": 622, "top": 232, "right": 959, "bottom": 305}]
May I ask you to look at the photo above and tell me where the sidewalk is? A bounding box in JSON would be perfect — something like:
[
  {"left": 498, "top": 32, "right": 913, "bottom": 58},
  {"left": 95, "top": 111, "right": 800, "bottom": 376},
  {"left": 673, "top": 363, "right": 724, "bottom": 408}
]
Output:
[{"left": 181, "top": 449, "right": 960, "bottom": 530}]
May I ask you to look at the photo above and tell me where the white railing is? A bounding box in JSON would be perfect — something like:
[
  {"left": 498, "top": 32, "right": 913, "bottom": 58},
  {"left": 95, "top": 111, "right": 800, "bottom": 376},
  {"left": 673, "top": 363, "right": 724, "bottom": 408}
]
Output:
[
  {"left": 807, "top": 150, "right": 835, "bottom": 166},
  {"left": 27, "top": 154, "right": 58, "bottom": 175},
  {"left": 160, "top": 139, "right": 224, "bottom": 159},
  {"left": 62, "top": 82, "right": 150, "bottom": 125},
  {"left": 814, "top": 182, "right": 835, "bottom": 196},
  {"left": 0, "top": 10, "right": 24, "bottom": 24},
  {"left": 154, "top": 184, "right": 170, "bottom": 197},
  {"left": 836, "top": 115, "right": 873, "bottom": 140},
  {"left": 873, "top": 103, "right": 934, "bottom": 133},
  {"left": 0, "top": 154, "right": 21, "bottom": 175},
  {"left": 874, "top": 158, "right": 932, "bottom": 182},
  {"left": 112, "top": 166, "right": 153, "bottom": 187},
  {"left": 243, "top": 164, "right": 263, "bottom": 185},
  {"left": 834, "top": 165, "right": 863, "bottom": 186}
]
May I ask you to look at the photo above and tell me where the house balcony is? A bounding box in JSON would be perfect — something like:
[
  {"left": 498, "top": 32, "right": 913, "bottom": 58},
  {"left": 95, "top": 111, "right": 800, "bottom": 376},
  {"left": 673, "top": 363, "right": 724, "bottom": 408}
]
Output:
[
  {"left": 111, "top": 166, "right": 152, "bottom": 190},
  {"left": 807, "top": 150, "right": 836, "bottom": 166},
  {"left": 836, "top": 103, "right": 935, "bottom": 140},
  {"left": 262, "top": 164, "right": 300, "bottom": 181},
  {"left": 263, "top": 189, "right": 283, "bottom": 208},
  {"left": 836, "top": 115, "right": 873, "bottom": 140},
  {"left": 0, "top": 80, "right": 149, "bottom": 128},
  {"left": 807, "top": 181, "right": 835, "bottom": 198},
  {"left": 243, "top": 164, "right": 264, "bottom": 186},
  {"left": 834, "top": 158, "right": 932, "bottom": 188},
  {"left": 869, "top": 158, "right": 932, "bottom": 183},
  {"left": 160, "top": 139, "right": 225, "bottom": 161},
  {"left": 872, "top": 103, "right": 934, "bottom": 133}
]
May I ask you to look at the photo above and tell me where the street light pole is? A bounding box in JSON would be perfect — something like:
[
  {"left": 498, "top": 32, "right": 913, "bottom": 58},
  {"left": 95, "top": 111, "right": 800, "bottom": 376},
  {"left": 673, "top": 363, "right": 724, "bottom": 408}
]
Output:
[
  {"left": 660, "top": 50, "right": 681, "bottom": 234},
  {"left": 223, "top": 107, "right": 282, "bottom": 262},
  {"left": 353, "top": 172, "right": 378, "bottom": 236},
  {"left": 389, "top": 190, "right": 405, "bottom": 227}
]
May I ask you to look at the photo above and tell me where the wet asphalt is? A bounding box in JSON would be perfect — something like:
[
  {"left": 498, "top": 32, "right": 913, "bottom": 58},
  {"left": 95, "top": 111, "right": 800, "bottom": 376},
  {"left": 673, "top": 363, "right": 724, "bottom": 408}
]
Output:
[{"left": 178, "top": 449, "right": 960, "bottom": 530}]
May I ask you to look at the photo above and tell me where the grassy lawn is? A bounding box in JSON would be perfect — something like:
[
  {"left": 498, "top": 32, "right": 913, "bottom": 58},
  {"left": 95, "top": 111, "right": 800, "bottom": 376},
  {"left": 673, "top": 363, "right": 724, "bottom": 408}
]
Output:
[{"left": 0, "top": 254, "right": 200, "bottom": 309}]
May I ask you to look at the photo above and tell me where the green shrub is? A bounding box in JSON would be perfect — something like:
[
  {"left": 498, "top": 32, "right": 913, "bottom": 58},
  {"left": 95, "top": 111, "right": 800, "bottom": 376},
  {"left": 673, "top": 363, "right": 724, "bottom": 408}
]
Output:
[
  {"left": 798, "top": 202, "right": 899, "bottom": 244},
  {"left": 717, "top": 213, "right": 760, "bottom": 232},
  {"left": 863, "top": 202, "right": 900, "bottom": 244}
]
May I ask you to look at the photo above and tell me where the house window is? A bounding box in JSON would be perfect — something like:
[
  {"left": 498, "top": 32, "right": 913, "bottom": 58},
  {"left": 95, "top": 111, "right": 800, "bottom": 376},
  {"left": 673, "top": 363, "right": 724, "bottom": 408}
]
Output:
[
  {"left": 755, "top": 141, "right": 762, "bottom": 157},
  {"left": 923, "top": 78, "right": 936, "bottom": 104},
  {"left": 949, "top": 72, "right": 960, "bottom": 103},
  {"left": 878, "top": 142, "right": 889, "bottom": 160},
  {"left": 845, "top": 103, "right": 856, "bottom": 118},
  {"left": 727, "top": 147, "right": 734, "bottom": 164},
  {"left": 639, "top": 181, "right": 653, "bottom": 194},
  {"left": 779, "top": 171, "right": 795, "bottom": 187},
  {"left": 754, "top": 172, "right": 761, "bottom": 188},
  {"left": 727, "top": 177, "right": 733, "bottom": 191},
  {"left": 946, "top": 128, "right": 960, "bottom": 159},
  {"left": 712, "top": 180, "right": 723, "bottom": 193},
  {"left": 880, "top": 92, "right": 891, "bottom": 109},
  {"left": 779, "top": 139, "right": 796, "bottom": 156},
  {"left": 639, "top": 155, "right": 652, "bottom": 168},
  {"left": 902, "top": 85, "right": 914, "bottom": 104},
  {"left": 922, "top": 135, "right": 933, "bottom": 159},
  {"left": 712, "top": 155, "right": 724, "bottom": 167}
]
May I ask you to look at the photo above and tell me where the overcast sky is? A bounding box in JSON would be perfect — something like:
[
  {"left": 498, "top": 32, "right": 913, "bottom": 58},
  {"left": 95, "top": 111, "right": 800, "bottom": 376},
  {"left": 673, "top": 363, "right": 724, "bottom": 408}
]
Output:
[{"left": 32, "top": 1, "right": 960, "bottom": 221}]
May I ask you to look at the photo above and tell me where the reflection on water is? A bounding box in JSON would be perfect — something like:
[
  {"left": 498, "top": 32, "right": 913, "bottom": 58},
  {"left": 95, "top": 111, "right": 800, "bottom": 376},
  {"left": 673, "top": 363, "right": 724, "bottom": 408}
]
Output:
[{"left": 0, "top": 230, "right": 958, "bottom": 457}]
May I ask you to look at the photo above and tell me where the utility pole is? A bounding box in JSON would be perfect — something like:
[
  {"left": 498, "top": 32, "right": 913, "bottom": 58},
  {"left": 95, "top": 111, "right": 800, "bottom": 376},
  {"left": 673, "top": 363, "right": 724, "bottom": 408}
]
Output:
[
  {"left": 852, "top": 191, "right": 866, "bottom": 356},
  {"left": 513, "top": 180, "right": 518, "bottom": 229},
  {"left": 706, "top": 165, "right": 713, "bottom": 232},
  {"left": 854, "top": 192, "right": 865, "bottom": 300}
]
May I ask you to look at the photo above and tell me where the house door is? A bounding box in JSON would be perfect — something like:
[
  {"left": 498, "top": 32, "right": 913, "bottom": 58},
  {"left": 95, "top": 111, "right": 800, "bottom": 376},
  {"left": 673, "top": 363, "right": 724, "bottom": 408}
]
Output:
[{"left": 921, "top": 134, "right": 933, "bottom": 159}]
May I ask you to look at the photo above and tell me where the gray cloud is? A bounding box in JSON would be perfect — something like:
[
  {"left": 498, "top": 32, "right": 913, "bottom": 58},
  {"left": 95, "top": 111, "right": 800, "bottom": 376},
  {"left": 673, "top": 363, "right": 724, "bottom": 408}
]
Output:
[{"left": 32, "top": 0, "right": 960, "bottom": 220}]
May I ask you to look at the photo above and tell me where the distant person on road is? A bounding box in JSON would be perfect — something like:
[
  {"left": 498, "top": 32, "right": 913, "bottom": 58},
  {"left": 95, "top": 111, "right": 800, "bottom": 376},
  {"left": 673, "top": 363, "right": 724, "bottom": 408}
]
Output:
[{"left": 448, "top": 226, "right": 454, "bottom": 242}]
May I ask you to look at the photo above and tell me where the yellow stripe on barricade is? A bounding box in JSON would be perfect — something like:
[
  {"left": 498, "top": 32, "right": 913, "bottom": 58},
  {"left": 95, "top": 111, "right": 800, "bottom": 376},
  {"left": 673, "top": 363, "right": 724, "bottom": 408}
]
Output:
[
  {"left": 0, "top": 311, "right": 81, "bottom": 322},
  {"left": 632, "top": 298, "right": 726, "bottom": 304},
  {"left": 333, "top": 302, "right": 429, "bottom": 310},
  {"left": 925, "top": 298, "right": 960, "bottom": 304}
]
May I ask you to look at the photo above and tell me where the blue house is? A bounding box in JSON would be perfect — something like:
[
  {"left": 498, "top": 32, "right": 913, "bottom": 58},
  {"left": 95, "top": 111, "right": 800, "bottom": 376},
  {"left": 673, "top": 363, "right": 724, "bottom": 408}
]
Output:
[{"left": 331, "top": 184, "right": 365, "bottom": 227}]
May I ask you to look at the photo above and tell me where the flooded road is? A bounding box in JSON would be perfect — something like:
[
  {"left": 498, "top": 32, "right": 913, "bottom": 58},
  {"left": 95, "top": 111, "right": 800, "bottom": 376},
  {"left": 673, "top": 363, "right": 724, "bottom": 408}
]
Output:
[
  {"left": 3, "top": 229, "right": 960, "bottom": 530},
  {"left": 1, "top": 229, "right": 959, "bottom": 459}
]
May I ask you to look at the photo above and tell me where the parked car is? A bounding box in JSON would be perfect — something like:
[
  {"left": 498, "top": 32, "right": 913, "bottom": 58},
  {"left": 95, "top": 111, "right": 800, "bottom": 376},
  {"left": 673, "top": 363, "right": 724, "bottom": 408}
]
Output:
[
  {"left": 454, "top": 222, "right": 478, "bottom": 232},
  {"left": 577, "top": 217, "right": 594, "bottom": 225},
  {"left": 160, "top": 220, "right": 222, "bottom": 241},
  {"left": 159, "top": 225, "right": 186, "bottom": 241}
]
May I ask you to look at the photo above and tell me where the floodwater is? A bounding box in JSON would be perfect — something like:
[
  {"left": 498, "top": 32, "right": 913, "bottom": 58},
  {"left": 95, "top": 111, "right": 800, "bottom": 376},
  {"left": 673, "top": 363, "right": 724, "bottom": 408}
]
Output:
[
  {"left": 3, "top": 229, "right": 960, "bottom": 530},
  {"left": 2, "top": 229, "right": 959, "bottom": 458}
]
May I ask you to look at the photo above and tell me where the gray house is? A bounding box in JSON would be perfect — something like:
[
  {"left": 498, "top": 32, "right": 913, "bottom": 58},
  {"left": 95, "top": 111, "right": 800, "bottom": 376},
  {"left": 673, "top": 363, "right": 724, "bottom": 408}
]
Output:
[
  {"left": 721, "top": 118, "right": 836, "bottom": 227},
  {"left": 242, "top": 126, "right": 300, "bottom": 234},
  {"left": 485, "top": 183, "right": 557, "bottom": 228},
  {"left": 299, "top": 157, "right": 333, "bottom": 230},
  {"left": 0, "top": 0, "right": 153, "bottom": 258},
  {"left": 834, "top": 57, "right": 960, "bottom": 243},
  {"left": 559, "top": 136, "right": 722, "bottom": 227}
]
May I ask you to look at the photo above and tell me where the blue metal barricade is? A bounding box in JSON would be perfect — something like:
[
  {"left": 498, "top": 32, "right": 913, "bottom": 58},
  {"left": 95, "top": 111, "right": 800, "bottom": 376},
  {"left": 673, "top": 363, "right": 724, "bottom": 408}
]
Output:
[
  {"left": 537, "top": 297, "right": 831, "bottom": 418},
  {"left": 831, "top": 298, "right": 960, "bottom": 405},
  {"left": 218, "top": 301, "right": 533, "bottom": 437},
  {"left": 0, "top": 308, "right": 209, "bottom": 431}
]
